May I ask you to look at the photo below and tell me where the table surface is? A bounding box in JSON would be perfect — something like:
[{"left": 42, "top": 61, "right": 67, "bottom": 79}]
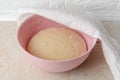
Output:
[{"left": 0, "top": 21, "right": 118, "bottom": 80}]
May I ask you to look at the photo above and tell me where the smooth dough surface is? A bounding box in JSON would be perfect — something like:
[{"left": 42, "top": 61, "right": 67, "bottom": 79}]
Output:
[{"left": 27, "top": 27, "right": 87, "bottom": 60}]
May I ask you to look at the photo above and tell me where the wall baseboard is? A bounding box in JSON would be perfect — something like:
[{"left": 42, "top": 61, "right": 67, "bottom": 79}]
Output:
[
  {"left": 0, "top": 9, "right": 120, "bottom": 21},
  {"left": 0, "top": 10, "right": 19, "bottom": 21}
]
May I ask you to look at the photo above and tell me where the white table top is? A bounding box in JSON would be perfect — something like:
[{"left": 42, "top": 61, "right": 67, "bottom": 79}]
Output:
[{"left": 0, "top": 21, "right": 115, "bottom": 80}]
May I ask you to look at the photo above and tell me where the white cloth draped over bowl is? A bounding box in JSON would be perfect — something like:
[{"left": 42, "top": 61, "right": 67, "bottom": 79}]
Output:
[{"left": 18, "top": 9, "right": 120, "bottom": 80}]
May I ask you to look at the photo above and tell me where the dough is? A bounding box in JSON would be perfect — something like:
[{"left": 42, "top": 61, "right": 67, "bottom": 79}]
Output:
[{"left": 27, "top": 27, "right": 87, "bottom": 60}]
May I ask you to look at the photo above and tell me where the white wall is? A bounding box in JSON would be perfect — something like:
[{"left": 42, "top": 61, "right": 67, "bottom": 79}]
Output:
[
  {"left": 0, "top": 0, "right": 119, "bottom": 11},
  {"left": 0, "top": 0, "right": 120, "bottom": 21}
]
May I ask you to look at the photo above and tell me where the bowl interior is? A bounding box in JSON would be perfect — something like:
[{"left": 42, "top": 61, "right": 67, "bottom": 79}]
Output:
[{"left": 18, "top": 14, "right": 97, "bottom": 58}]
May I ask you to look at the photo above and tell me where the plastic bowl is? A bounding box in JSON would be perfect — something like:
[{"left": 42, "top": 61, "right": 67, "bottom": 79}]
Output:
[{"left": 17, "top": 14, "right": 97, "bottom": 72}]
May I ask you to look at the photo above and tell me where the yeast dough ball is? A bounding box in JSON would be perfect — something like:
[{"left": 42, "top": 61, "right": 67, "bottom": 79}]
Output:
[{"left": 27, "top": 27, "right": 87, "bottom": 60}]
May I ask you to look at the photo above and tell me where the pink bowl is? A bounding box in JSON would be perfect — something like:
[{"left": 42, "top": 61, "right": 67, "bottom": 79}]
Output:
[{"left": 17, "top": 14, "right": 97, "bottom": 72}]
